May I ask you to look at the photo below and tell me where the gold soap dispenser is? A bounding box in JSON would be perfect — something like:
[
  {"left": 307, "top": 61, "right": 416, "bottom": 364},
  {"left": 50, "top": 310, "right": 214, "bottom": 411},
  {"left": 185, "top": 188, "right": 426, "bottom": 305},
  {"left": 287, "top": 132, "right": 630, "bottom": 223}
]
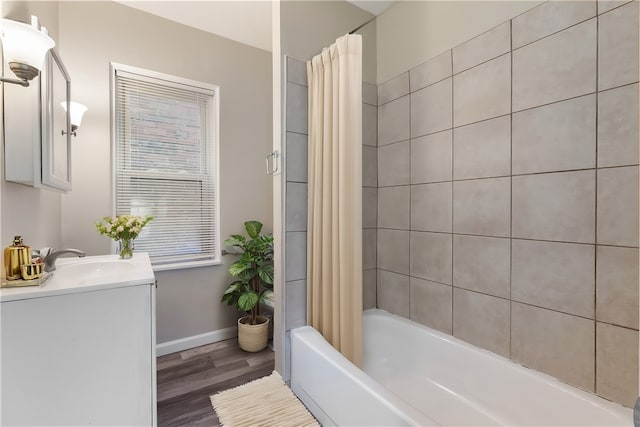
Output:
[{"left": 3, "top": 236, "right": 32, "bottom": 281}]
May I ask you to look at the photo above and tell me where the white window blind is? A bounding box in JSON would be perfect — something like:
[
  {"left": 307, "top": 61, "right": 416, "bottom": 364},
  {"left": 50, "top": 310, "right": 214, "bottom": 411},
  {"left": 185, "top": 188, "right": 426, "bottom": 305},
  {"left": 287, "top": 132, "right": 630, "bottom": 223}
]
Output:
[{"left": 112, "top": 64, "right": 220, "bottom": 269}]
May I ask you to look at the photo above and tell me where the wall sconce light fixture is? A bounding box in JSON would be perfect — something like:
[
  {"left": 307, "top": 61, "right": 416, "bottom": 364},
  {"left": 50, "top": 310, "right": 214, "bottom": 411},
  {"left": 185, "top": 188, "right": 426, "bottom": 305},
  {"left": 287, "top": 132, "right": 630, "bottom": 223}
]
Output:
[
  {"left": 0, "top": 17, "right": 55, "bottom": 87},
  {"left": 61, "top": 101, "right": 87, "bottom": 137}
]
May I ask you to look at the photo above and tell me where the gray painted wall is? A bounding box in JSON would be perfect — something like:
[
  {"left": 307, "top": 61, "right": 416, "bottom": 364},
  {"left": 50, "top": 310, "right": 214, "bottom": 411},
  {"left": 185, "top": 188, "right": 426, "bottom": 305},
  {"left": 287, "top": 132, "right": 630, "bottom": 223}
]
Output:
[
  {"left": 1, "top": 2, "right": 63, "bottom": 252},
  {"left": 281, "top": 0, "right": 372, "bottom": 63},
  {"left": 1, "top": 1, "right": 274, "bottom": 345},
  {"left": 58, "top": 1, "right": 273, "bottom": 344}
]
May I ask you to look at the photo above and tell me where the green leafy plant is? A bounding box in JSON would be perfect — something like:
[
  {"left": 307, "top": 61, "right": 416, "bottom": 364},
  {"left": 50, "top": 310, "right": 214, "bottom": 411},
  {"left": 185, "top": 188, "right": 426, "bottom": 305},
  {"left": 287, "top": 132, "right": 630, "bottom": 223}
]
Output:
[{"left": 221, "top": 221, "right": 274, "bottom": 325}]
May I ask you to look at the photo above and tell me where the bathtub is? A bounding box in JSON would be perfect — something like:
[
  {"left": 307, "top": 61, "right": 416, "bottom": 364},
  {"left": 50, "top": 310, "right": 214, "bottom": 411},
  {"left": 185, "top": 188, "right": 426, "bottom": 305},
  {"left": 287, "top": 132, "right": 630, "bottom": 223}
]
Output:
[{"left": 290, "top": 309, "right": 633, "bottom": 426}]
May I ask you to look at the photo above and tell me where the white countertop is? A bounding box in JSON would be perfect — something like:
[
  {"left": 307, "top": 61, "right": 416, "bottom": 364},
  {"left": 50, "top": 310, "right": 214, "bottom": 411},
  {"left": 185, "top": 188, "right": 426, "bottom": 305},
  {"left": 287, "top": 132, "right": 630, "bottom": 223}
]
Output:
[{"left": 1, "top": 253, "right": 156, "bottom": 303}]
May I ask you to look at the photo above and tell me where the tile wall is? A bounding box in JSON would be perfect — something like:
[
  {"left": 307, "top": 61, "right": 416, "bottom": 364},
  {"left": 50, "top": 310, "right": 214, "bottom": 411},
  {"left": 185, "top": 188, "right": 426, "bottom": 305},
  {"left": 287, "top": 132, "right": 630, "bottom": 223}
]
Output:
[
  {"left": 375, "top": 0, "right": 639, "bottom": 407},
  {"left": 363, "top": 82, "right": 379, "bottom": 309},
  {"left": 284, "top": 57, "right": 309, "bottom": 335}
]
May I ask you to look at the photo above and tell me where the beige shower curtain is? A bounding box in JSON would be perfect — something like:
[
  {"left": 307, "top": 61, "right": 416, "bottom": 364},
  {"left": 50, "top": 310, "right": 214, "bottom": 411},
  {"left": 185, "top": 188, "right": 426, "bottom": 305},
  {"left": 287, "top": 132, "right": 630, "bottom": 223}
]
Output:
[{"left": 306, "top": 34, "right": 363, "bottom": 367}]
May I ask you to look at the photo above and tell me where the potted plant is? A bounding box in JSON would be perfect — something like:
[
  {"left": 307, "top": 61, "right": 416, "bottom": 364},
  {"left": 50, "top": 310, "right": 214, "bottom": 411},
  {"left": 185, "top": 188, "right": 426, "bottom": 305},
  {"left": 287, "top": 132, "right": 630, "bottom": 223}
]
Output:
[{"left": 221, "top": 220, "right": 274, "bottom": 352}]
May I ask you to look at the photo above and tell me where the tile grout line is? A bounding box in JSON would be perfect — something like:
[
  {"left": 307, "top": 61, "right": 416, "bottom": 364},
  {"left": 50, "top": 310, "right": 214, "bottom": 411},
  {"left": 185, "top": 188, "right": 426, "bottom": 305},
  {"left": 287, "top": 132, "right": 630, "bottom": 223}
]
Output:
[
  {"left": 450, "top": 49, "right": 455, "bottom": 336},
  {"left": 512, "top": 15, "right": 597, "bottom": 54},
  {"left": 375, "top": 90, "right": 380, "bottom": 310},
  {"left": 375, "top": 164, "right": 640, "bottom": 190},
  {"left": 397, "top": 79, "right": 639, "bottom": 142},
  {"left": 408, "top": 69, "right": 413, "bottom": 321},
  {"left": 378, "top": 228, "right": 639, "bottom": 250},
  {"left": 509, "top": 17, "right": 514, "bottom": 360},
  {"left": 376, "top": 266, "right": 637, "bottom": 330},
  {"left": 374, "top": 102, "right": 378, "bottom": 309},
  {"left": 593, "top": 11, "right": 600, "bottom": 395}
]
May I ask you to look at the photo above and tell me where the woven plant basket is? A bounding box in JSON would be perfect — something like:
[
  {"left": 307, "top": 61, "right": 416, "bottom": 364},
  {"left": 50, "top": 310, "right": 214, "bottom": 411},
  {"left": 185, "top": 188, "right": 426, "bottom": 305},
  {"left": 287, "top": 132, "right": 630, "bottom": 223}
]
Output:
[{"left": 238, "top": 315, "right": 270, "bottom": 352}]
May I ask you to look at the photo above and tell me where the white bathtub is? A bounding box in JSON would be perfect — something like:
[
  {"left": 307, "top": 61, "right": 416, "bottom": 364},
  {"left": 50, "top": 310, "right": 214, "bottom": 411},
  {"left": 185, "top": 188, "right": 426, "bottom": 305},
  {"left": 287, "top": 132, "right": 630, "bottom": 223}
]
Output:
[{"left": 290, "top": 309, "right": 633, "bottom": 426}]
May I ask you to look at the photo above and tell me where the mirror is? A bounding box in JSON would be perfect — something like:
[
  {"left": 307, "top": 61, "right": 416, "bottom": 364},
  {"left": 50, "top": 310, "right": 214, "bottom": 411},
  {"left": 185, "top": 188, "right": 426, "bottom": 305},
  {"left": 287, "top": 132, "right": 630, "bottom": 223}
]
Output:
[
  {"left": 41, "top": 49, "right": 72, "bottom": 191},
  {"left": 3, "top": 47, "right": 72, "bottom": 192}
]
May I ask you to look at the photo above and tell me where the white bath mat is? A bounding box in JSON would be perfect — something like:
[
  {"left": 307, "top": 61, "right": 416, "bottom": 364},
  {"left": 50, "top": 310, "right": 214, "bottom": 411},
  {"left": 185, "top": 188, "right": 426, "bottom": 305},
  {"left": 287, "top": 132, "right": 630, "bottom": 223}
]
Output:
[{"left": 210, "top": 371, "right": 319, "bottom": 427}]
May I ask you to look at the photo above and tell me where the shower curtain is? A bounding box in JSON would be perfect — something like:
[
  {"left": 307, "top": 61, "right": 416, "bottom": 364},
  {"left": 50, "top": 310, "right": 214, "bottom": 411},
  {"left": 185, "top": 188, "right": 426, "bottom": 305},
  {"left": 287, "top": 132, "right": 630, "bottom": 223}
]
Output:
[{"left": 306, "top": 34, "right": 363, "bottom": 367}]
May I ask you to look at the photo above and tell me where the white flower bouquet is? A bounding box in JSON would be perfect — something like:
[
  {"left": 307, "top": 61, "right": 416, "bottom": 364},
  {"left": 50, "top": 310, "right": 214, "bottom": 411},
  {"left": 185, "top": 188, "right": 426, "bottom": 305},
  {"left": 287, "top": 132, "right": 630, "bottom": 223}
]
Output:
[{"left": 95, "top": 215, "right": 153, "bottom": 258}]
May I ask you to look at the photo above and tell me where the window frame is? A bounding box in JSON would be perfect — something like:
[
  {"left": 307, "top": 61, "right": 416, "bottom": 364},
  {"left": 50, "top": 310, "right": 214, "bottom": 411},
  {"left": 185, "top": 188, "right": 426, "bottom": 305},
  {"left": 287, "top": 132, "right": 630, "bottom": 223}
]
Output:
[{"left": 110, "top": 62, "right": 221, "bottom": 271}]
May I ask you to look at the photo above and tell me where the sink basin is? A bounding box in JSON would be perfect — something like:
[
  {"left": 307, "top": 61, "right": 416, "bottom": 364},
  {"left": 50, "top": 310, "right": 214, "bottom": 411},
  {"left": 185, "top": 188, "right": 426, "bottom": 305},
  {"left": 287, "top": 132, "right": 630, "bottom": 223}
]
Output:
[
  {"left": 0, "top": 253, "right": 155, "bottom": 302},
  {"left": 54, "top": 259, "right": 137, "bottom": 282}
]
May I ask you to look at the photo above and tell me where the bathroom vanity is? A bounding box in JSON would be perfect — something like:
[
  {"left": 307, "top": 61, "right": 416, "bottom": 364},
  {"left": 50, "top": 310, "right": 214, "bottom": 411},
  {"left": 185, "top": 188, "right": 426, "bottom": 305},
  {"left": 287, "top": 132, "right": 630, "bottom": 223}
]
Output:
[{"left": 0, "top": 253, "right": 157, "bottom": 426}]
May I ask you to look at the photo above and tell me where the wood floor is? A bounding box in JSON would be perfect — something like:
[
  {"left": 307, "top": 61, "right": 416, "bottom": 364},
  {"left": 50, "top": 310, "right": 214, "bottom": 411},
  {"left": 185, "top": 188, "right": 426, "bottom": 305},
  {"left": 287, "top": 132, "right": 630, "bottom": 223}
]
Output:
[{"left": 156, "top": 339, "right": 275, "bottom": 426}]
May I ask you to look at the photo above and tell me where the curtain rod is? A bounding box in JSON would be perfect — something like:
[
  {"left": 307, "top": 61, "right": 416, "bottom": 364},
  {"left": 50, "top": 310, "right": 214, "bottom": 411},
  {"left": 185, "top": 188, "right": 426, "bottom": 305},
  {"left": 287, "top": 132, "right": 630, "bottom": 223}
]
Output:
[{"left": 349, "top": 15, "right": 377, "bottom": 34}]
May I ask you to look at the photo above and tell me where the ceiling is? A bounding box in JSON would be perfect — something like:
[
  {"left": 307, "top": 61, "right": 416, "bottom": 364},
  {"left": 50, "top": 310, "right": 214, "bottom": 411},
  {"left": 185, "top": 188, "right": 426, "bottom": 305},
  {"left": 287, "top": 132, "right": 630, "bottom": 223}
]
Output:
[
  {"left": 115, "top": 0, "right": 394, "bottom": 52},
  {"left": 348, "top": 0, "right": 394, "bottom": 16}
]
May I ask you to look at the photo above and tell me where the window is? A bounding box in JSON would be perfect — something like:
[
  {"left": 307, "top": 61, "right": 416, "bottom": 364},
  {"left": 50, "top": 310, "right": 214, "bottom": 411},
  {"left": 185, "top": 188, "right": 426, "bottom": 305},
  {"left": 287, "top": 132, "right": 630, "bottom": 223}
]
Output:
[{"left": 111, "top": 63, "right": 220, "bottom": 270}]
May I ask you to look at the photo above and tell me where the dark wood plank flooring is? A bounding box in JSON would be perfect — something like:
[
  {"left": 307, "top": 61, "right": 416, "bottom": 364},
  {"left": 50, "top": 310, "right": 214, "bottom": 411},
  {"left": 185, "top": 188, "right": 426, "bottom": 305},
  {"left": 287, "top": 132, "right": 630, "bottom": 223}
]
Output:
[{"left": 157, "top": 339, "right": 275, "bottom": 426}]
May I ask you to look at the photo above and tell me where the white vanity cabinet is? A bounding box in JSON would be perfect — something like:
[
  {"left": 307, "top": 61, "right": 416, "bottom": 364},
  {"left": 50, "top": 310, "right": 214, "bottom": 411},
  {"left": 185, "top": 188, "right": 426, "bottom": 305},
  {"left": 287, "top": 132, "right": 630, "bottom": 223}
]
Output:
[{"left": 0, "top": 254, "right": 156, "bottom": 426}]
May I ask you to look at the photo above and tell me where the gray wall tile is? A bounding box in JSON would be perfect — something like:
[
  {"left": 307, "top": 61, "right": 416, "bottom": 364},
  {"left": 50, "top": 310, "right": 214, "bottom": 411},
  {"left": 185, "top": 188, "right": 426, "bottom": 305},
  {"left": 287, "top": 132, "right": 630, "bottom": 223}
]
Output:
[
  {"left": 598, "top": 1, "right": 639, "bottom": 90},
  {"left": 363, "top": 187, "right": 378, "bottom": 229},
  {"left": 285, "top": 182, "right": 308, "bottom": 232},
  {"left": 453, "top": 54, "right": 510, "bottom": 127},
  {"left": 512, "top": 239, "right": 595, "bottom": 318},
  {"left": 378, "top": 72, "right": 410, "bottom": 105},
  {"left": 453, "top": 177, "right": 511, "bottom": 237},
  {"left": 378, "top": 141, "right": 410, "bottom": 186},
  {"left": 286, "top": 132, "right": 308, "bottom": 183},
  {"left": 512, "top": 94, "right": 596, "bottom": 174},
  {"left": 410, "top": 278, "right": 452, "bottom": 334},
  {"left": 596, "top": 246, "right": 639, "bottom": 329},
  {"left": 512, "top": 170, "right": 595, "bottom": 243},
  {"left": 410, "top": 50, "right": 452, "bottom": 92},
  {"left": 598, "top": 83, "right": 639, "bottom": 167},
  {"left": 378, "top": 95, "right": 410, "bottom": 146},
  {"left": 453, "top": 235, "right": 510, "bottom": 299},
  {"left": 598, "top": 0, "right": 631, "bottom": 14},
  {"left": 411, "top": 131, "right": 452, "bottom": 184},
  {"left": 453, "top": 115, "right": 510, "bottom": 180},
  {"left": 286, "top": 232, "right": 307, "bottom": 281},
  {"left": 363, "top": 229, "right": 377, "bottom": 270},
  {"left": 512, "top": 1, "right": 596, "bottom": 49},
  {"left": 363, "top": 269, "right": 377, "bottom": 310},
  {"left": 377, "top": 270, "right": 410, "bottom": 318},
  {"left": 410, "top": 231, "right": 452, "bottom": 284},
  {"left": 286, "top": 82, "right": 308, "bottom": 134},
  {"left": 597, "top": 166, "right": 639, "bottom": 247},
  {"left": 513, "top": 19, "right": 596, "bottom": 111},
  {"left": 512, "top": 302, "right": 595, "bottom": 392},
  {"left": 453, "top": 288, "right": 510, "bottom": 357},
  {"left": 363, "top": 82, "right": 378, "bottom": 106},
  {"left": 369, "top": 2, "right": 637, "bottom": 408},
  {"left": 287, "top": 56, "right": 307, "bottom": 86},
  {"left": 377, "top": 229, "right": 409, "bottom": 274},
  {"left": 411, "top": 182, "right": 452, "bottom": 233},
  {"left": 363, "top": 103, "right": 378, "bottom": 147},
  {"left": 378, "top": 186, "right": 410, "bottom": 230},
  {"left": 411, "top": 78, "right": 453, "bottom": 137},
  {"left": 363, "top": 146, "right": 378, "bottom": 187},
  {"left": 596, "top": 323, "right": 639, "bottom": 408},
  {"left": 453, "top": 22, "right": 510, "bottom": 74},
  {"left": 285, "top": 280, "right": 307, "bottom": 331}
]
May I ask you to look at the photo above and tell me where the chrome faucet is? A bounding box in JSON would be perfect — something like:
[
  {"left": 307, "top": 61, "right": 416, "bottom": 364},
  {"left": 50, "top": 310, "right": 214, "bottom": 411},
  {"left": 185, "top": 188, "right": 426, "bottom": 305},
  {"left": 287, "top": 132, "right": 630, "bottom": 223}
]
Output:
[{"left": 43, "top": 249, "right": 86, "bottom": 272}]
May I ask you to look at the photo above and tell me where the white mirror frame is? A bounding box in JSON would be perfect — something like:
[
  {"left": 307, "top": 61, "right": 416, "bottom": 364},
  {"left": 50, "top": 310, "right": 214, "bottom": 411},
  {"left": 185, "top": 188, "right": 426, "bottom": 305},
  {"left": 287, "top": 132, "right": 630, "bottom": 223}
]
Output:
[{"left": 41, "top": 48, "right": 72, "bottom": 191}]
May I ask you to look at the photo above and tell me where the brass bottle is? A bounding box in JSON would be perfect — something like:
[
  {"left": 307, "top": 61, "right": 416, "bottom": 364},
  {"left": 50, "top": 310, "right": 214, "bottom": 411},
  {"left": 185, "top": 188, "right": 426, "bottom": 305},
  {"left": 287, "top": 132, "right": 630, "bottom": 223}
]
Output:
[{"left": 3, "top": 236, "right": 32, "bottom": 281}]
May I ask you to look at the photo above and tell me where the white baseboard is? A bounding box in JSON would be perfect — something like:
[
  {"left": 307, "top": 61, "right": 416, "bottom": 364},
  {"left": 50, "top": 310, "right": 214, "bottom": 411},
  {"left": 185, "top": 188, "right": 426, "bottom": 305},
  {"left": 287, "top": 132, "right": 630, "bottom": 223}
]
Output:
[{"left": 156, "top": 326, "right": 237, "bottom": 357}]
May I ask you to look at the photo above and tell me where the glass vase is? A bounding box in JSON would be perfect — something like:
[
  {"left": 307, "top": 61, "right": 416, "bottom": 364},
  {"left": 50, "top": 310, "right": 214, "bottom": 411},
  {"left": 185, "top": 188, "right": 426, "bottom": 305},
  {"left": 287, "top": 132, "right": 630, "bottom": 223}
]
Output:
[{"left": 118, "top": 238, "right": 134, "bottom": 259}]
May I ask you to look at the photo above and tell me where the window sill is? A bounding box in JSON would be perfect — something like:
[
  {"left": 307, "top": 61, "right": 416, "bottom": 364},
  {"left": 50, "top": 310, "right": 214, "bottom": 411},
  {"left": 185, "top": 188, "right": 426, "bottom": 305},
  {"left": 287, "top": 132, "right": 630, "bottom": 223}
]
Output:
[{"left": 152, "top": 258, "right": 222, "bottom": 272}]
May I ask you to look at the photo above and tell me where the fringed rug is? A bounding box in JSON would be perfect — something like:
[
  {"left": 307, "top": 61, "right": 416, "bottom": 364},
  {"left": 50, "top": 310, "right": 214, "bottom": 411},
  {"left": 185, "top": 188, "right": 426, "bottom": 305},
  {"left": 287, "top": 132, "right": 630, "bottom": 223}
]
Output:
[{"left": 210, "top": 371, "right": 319, "bottom": 427}]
